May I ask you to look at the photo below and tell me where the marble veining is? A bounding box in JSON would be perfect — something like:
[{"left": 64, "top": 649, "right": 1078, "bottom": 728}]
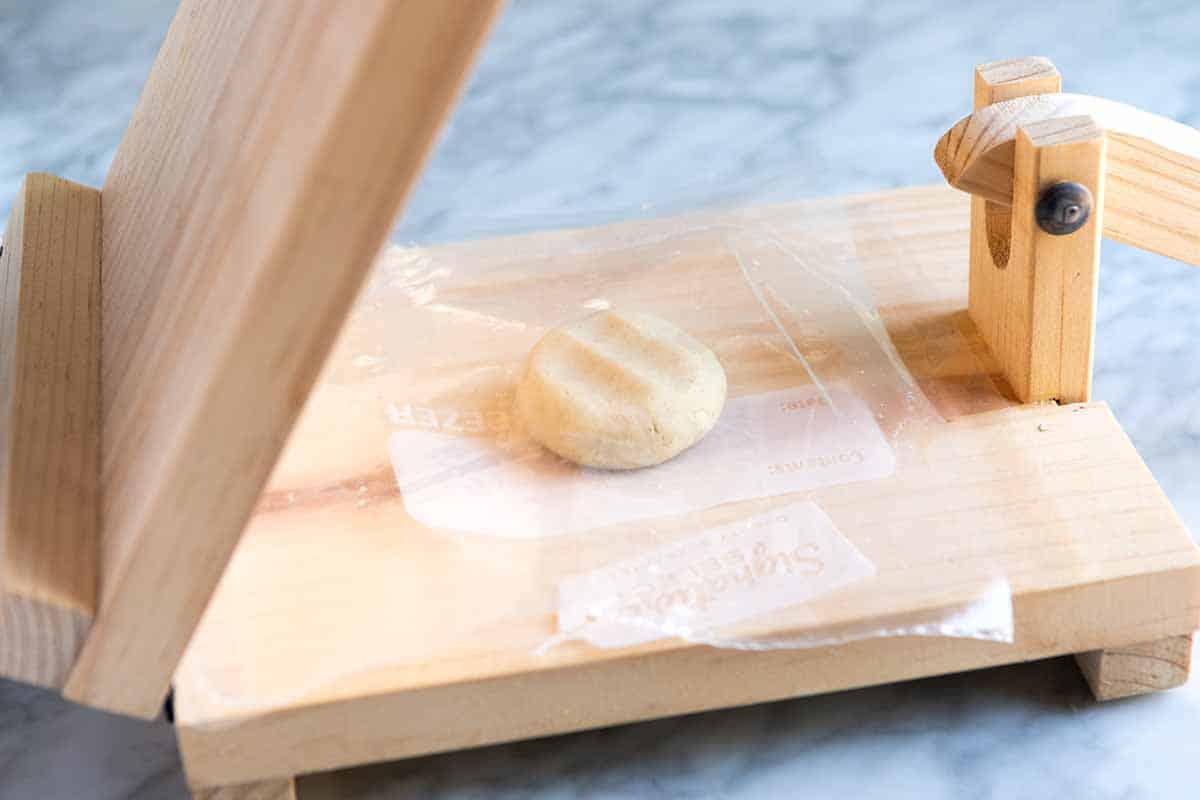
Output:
[{"left": 2, "top": 1, "right": 1199, "bottom": 798}]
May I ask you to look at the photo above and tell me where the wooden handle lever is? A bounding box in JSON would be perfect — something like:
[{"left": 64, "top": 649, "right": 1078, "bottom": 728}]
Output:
[{"left": 936, "top": 93, "right": 1200, "bottom": 266}]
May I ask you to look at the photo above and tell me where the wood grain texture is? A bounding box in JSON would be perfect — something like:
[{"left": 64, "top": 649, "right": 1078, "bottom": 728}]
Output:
[
  {"left": 935, "top": 92, "right": 1200, "bottom": 267},
  {"left": 967, "top": 59, "right": 1065, "bottom": 404},
  {"left": 1021, "top": 119, "right": 1106, "bottom": 403},
  {"left": 182, "top": 561, "right": 1199, "bottom": 787},
  {"left": 971, "top": 117, "right": 1107, "bottom": 404},
  {"left": 1076, "top": 634, "right": 1194, "bottom": 701},
  {"left": 0, "top": 173, "right": 100, "bottom": 689},
  {"left": 192, "top": 778, "right": 296, "bottom": 800},
  {"left": 63, "top": 0, "right": 503, "bottom": 718},
  {"left": 174, "top": 186, "right": 1200, "bottom": 787}
]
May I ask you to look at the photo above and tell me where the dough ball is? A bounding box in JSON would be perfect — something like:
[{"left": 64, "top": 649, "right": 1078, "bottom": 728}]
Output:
[{"left": 515, "top": 310, "right": 726, "bottom": 469}]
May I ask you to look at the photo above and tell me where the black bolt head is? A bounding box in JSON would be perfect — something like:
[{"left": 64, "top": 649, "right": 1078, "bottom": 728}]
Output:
[{"left": 1035, "top": 181, "right": 1093, "bottom": 236}]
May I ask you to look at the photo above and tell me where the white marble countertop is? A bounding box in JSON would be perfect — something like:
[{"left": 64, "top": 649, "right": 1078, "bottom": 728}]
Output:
[{"left": 2, "top": 1, "right": 1198, "bottom": 798}]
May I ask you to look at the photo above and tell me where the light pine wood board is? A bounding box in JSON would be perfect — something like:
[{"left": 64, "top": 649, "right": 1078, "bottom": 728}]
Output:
[
  {"left": 62, "top": 0, "right": 504, "bottom": 718},
  {"left": 0, "top": 174, "right": 99, "bottom": 689},
  {"left": 935, "top": 92, "right": 1200, "bottom": 267},
  {"left": 174, "top": 186, "right": 1200, "bottom": 788}
]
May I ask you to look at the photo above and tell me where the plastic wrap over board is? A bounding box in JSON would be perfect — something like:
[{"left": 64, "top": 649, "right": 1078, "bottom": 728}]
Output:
[{"left": 167, "top": 187, "right": 1093, "bottom": 719}]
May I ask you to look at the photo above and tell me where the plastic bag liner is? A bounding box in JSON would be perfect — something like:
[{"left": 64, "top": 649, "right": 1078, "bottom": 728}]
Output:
[
  {"left": 320, "top": 190, "right": 1016, "bottom": 658},
  {"left": 178, "top": 184, "right": 1038, "bottom": 720}
]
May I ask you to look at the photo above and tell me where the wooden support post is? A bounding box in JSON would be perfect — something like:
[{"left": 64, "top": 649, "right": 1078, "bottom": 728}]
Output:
[
  {"left": 192, "top": 778, "right": 296, "bottom": 800},
  {"left": 1076, "top": 634, "right": 1194, "bottom": 701},
  {"left": 966, "top": 58, "right": 1105, "bottom": 403},
  {"left": 967, "top": 58, "right": 1061, "bottom": 374},
  {"left": 967, "top": 58, "right": 1062, "bottom": 332},
  {"left": 0, "top": 173, "right": 100, "bottom": 689},
  {"left": 1006, "top": 117, "right": 1106, "bottom": 403}
]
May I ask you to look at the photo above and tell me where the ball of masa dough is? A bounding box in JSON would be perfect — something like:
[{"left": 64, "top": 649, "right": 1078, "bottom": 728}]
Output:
[{"left": 515, "top": 310, "right": 727, "bottom": 469}]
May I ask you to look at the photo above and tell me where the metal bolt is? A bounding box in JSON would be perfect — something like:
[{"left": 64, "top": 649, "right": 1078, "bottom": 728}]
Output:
[{"left": 1035, "top": 181, "right": 1092, "bottom": 235}]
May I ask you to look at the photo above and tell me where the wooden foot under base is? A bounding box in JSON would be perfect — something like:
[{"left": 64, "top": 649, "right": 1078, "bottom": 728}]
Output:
[
  {"left": 192, "top": 778, "right": 296, "bottom": 800},
  {"left": 1075, "top": 634, "right": 1194, "bottom": 701}
]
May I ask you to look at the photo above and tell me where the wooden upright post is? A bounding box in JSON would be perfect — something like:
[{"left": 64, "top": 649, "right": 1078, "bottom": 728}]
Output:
[
  {"left": 1003, "top": 116, "right": 1106, "bottom": 403},
  {"left": 967, "top": 58, "right": 1061, "bottom": 341},
  {"left": 966, "top": 58, "right": 1108, "bottom": 404}
]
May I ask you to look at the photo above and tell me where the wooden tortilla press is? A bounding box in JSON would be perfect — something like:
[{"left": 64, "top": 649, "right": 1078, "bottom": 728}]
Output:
[{"left": 0, "top": 3, "right": 1196, "bottom": 795}]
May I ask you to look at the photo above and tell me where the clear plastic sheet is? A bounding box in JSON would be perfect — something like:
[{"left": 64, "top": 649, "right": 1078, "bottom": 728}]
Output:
[
  {"left": 382, "top": 213, "right": 922, "bottom": 538},
  {"left": 319, "top": 194, "right": 1013, "bottom": 655}
]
